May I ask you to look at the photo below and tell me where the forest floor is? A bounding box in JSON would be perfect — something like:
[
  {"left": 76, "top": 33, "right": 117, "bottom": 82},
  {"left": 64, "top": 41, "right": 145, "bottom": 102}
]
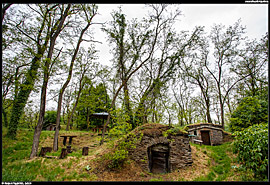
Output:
[{"left": 2, "top": 127, "right": 256, "bottom": 182}]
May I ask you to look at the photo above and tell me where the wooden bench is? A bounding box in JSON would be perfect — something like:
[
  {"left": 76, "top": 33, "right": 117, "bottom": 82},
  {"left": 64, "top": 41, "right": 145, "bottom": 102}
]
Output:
[{"left": 193, "top": 139, "right": 203, "bottom": 146}]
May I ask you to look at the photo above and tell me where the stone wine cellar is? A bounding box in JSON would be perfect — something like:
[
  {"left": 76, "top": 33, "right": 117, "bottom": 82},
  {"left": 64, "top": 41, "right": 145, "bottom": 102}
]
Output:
[
  {"left": 186, "top": 123, "right": 223, "bottom": 146},
  {"left": 126, "top": 123, "right": 193, "bottom": 173}
]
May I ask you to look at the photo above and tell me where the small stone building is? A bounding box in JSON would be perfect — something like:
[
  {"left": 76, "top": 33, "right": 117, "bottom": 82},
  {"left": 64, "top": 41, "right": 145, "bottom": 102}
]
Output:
[
  {"left": 187, "top": 123, "right": 223, "bottom": 146},
  {"left": 127, "top": 123, "right": 193, "bottom": 173}
]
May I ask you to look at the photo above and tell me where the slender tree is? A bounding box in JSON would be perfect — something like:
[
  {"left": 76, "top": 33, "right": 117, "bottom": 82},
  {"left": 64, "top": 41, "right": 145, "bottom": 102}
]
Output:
[
  {"left": 134, "top": 25, "right": 203, "bottom": 126},
  {"left": 53, "top": 4, "right": 98, "bottom": 151},
  {"left": 180, "top": 32, "right": 214, "bottom": 124},
  {"left": 203, "top": 20, "right": 249, "bottom": 129},
  {"left": 66, "top": 47, "right": 98, "bottom": 131},
  {"left": 100, "top": 4, "right": 168, "bottom": 145},
  {"left": 30, "top": 4, "right": 71, "bottom": 159},
  {"left": 232, "top": 33, "right": 268, "bottom": 98}
]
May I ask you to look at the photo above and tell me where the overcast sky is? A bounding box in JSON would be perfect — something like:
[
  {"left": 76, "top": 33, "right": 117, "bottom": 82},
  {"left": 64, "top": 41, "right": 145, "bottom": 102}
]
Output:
[
  {"left": 43, "top": 3, "right": 268, "bottom": 111},
  {"left": 91, "top": 4, "right": 268, "bottom": 66}
]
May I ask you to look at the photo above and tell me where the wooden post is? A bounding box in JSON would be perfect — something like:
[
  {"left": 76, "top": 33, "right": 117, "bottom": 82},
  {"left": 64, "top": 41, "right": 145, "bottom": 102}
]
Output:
[
  {"left": 39, "top": 147, "right": 52, "bottom": 157},
  {"left": 68, "top": 136, "right": 73, "bottom": 145},
  {"left": 59, "top": 148, "right": 68, "bottom": 159},
  {"left": 67, "top": 145, "right": 72, "bottom": 153},
  {"left": 63, "top": 136, "right": 67, "bottom": 146},
  {"left": 82, "top": 147, "right": 89, "bottom": 156}
]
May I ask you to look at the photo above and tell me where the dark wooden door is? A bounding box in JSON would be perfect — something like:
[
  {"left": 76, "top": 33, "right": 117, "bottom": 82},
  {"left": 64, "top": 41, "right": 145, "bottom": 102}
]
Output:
[
  {"left": 201, "top": 131, "right": 211, "bottom": 145},
  {"left": 148, "top": 144, "right": 169, "bottom": 173}
]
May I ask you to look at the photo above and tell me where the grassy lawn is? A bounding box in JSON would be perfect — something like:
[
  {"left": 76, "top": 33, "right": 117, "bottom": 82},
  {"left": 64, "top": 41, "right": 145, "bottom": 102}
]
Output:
[
  {"left": 191, "top": 142, "right": 255, "bottom": 181},
  {"left": 2, "top": 127, "right": 256, "bottom": 181},
  {"left": 2, "top": 127, "right": 103, "bottom": 181}
]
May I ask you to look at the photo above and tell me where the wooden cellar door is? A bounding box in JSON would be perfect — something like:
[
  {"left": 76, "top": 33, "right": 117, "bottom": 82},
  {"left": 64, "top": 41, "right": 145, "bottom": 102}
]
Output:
[
  {"left": 201, "top": 131, "right": 211, "bottom": 145},
  {"left": 148, "top": 143, "right": 169, "bottom": 173}
]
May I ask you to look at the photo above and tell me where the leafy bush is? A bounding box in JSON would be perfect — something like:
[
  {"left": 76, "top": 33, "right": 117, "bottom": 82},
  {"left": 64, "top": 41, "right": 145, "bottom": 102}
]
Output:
[
  {"left": 42, "top": 110, "right": 57, "bottom": 130},
  {"left": 109, "top": 108, "right": 132, "bottom": 137},
  {"left": 106, "top": 132, "right": 143, "bottom": 169},
  {"left": 233, "top": 123, "right": 268, "bottom": 180},
  {"left": 229, "top": 96, "right": 268, "bottom": 132}
]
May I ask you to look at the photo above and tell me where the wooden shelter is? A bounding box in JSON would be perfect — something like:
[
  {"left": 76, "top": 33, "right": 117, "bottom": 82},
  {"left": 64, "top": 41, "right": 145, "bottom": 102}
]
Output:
[
  {"left": 187, "top": 123, "right": 223, "bottom": 146},
  {"left": 90, "top": 112, "right": 109, "bottom": 133}
]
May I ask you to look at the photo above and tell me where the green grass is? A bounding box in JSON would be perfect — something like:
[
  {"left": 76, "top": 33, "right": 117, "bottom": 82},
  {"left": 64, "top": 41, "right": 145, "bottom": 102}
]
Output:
[
  {"left": 191, "top": 142, "right": 245, "bottom": 181},
  {"left": 193, "top": 142, "right": 261, "bottom": 181},
  {"left": 2, "top": 126, "right": 261, "bottom": 181},
  {"left": 149, "top": 177, "right": 164, "bottom": 181},
  {"left": 2, "top": 127, "right": 101, "bottom": 181}
]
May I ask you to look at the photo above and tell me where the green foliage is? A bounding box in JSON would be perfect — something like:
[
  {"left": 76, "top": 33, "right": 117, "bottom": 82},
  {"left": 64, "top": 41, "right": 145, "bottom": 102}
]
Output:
[
  {"left": 233, "top": 123, "right": 268, "bottom": 180},
  {"left": 42, "top": 110, "right": 57, "bottom": 130},
  {"left": 108, "top": 108, "right": 132, "bottom": 138},
  {"left": 229, "top": 96, "right": 268, "bottom": 132},
  {"left": 105, "top": 132, "right": 143, "bottom": 169},
  {"left": 75, "top": 79, "right": 111, "bottom": 130},
  {"left": 107, "top": 149, "right": 129, "bottom": 169},
  {"left": 162, "top": 126, "right": 188, "bottom": 138}
]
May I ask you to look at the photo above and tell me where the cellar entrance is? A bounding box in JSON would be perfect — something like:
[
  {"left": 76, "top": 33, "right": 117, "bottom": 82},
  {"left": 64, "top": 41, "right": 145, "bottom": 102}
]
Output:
[
  {"left": 148, "top": 143, "right": 170, "bottom": 173},
  {"left": 201, "top": 130, "right": 211, "bottom": 145}
]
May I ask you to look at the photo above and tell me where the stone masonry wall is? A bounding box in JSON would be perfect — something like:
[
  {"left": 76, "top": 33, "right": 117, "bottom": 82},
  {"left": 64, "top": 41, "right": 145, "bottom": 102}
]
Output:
[
  {"left": 188, "top": 123, "right": 223, "bottom": 146},
  {"left": 210, "top": 129, "right": 223, "bottom": 145},
  {"left": 128, "top": 132, "right": 193, "bottom": 172}
]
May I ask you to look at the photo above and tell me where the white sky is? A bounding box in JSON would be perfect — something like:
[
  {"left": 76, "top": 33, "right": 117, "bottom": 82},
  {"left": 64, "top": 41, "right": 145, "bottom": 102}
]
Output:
[
  {"left": 92, "top": 4, "right": 268, "bottom": 66},
  {"left": 39, "top": 3, "right": 268, "bottom": 111}
]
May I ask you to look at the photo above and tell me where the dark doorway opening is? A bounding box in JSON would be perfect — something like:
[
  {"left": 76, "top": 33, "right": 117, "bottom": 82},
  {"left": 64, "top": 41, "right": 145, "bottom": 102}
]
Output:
[
  {"left": 148, "top": 143, "right": 170, "bottom": 173},
  {"left": 201, "top": 130, "right": 211, "bottom": 145}
]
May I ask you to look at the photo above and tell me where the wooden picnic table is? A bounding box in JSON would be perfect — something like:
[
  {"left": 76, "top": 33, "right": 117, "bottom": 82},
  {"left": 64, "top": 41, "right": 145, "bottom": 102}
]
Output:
[
  {"left": 193, "top": 139, "right": 203, "bottom": 146},
  {"left": 60, "top": 135, "right": 77, "bottom": 146}
]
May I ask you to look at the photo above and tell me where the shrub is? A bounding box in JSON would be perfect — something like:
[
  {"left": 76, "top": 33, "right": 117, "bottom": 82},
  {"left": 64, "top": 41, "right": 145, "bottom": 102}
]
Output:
[
  {"left": 229, "top": 96, "right": 268, "bottom": 132},
  {"left": 106, "top": 132, "right": 143, "bottom": 169},
  {"left": 232, "top": 123, "right": 268, "bottom": 180},
  {"left": 43, "top": 110, "right": 57, "bottom": 130}
]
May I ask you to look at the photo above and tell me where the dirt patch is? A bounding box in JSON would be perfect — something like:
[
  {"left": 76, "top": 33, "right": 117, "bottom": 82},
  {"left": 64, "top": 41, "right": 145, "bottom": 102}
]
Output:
[
  {"left": 26, "top": 130, "right": 212, "bottom": 181},
  {"left": 166, "top": 145, "right": 210, "bottom": 181},
  {"left": 91, "top": 145, "right": 210, "bottom": 181},
  {"left": 39, "top": 132, "right": 99, "bottom": 151}
]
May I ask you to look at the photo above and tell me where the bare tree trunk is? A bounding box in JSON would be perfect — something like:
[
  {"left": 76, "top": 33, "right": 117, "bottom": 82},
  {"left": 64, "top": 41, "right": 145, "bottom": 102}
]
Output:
[
  {"left": 53, "top": 92, "right": 64, "bottom": 151},
  {"left": 205, "top": 99, "right": 212, "bottom": 123},
  {"left": 220, "top": 102, "right": 225, "bottom": 128},
  {"left": 86, "top": 108, "right": 90, "bottom": 131},
  {"left": 62, "top": 105, "right": 66, "bottom": 125}
]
